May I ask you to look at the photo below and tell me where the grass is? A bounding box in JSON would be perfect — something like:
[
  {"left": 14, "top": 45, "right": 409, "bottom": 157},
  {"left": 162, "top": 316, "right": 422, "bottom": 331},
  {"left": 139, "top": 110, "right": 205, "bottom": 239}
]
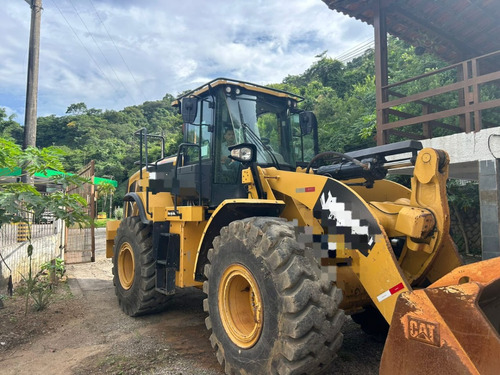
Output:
[
  {"left": 94, "top": 218, "right": 112, "bottom": 228},
  {"left": 68, "top": 218, "right": 117, "bottom": 229}
]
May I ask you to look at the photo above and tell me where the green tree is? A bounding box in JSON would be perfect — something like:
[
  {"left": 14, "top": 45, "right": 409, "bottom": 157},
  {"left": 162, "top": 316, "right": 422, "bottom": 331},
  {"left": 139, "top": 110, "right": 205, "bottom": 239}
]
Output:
[
  {"left": 66, "top": 102, "right": 88, "bottom": 115},
  {"left": 0, "top": 137, "right": 91, "bottom": 313},
  {"left": 97, "top": 181, "right": 116, "bottom": 217},
  {"left": 0, "top": 138, "right": 90, "bottom": 228},
  {"left": 0, "top": 108, "right": 23, "bottom": 144}
]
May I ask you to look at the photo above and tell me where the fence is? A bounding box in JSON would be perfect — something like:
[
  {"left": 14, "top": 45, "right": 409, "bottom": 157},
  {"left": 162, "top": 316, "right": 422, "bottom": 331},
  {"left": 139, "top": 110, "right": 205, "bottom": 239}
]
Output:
[
  {"left": 65, "top": 160, "right": 95, "bottom": 264},
  {"left": 0, "top": 220, "right": 65, "bottom": 286}
]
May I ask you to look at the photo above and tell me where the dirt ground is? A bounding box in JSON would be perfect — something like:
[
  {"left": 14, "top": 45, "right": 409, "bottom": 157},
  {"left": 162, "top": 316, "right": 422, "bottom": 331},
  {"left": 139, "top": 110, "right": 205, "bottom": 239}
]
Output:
[{"left": 0, "top": 229, "right": 383, "bottom": 374}]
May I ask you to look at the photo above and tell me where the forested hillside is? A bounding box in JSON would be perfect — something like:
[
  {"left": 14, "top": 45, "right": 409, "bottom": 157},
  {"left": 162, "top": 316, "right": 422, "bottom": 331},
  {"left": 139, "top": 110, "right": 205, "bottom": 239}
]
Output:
[{"left": 1, "top": 38, "right": 446, "bottom": 204}]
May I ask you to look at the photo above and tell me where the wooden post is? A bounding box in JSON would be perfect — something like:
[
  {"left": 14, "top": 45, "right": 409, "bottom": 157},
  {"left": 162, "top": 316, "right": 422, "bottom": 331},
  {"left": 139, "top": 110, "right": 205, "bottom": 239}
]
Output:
[
  {"left": 457, "top": 62, "right": 467, "bottom": 131},
  {"left": 422, "top": 103, "right": 432, "bottom": 138},
  {"left": 471, "top": 58, "right": 482, "bottom": 132},
  {"left": 374, "top": 0, "right": 389, "bottom": 145}
]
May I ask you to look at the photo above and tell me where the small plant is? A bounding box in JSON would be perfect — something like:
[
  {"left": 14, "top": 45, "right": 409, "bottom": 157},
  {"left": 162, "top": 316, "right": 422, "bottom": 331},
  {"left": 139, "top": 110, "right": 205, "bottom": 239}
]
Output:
[
  {"left": 40, "top": 257, "right": 65, "bottom": 281},
  {"left": 14, "top": 280, "right": 29, "bottom": 296},
  {"left": 19, "top": 271, "right": 53, "bottom": 312},
  {"left": 30, "top": 280, "right": 52, "bottom": 311},
  {"left": 22, "top": 243, "right": 35, "bottom": 314},
  {"left": 19, "top": 251, "right": 65, "bottom": 313},
  {"left": 114, "top": 207, "right": 124, "bottom": 220}
]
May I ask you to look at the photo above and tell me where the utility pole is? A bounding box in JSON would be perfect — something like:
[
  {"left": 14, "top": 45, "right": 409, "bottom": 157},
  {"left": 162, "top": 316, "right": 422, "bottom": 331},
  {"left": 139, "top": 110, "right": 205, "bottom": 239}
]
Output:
[{"left": 22, "top": 0, "right": 42, "bottom": 184}]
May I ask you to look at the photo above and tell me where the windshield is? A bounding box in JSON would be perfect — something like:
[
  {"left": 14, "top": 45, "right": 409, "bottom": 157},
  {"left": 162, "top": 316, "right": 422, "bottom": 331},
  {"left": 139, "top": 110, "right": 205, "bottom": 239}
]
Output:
[{"left": 223, "top": 92, "right": 295, "bottom": 168}]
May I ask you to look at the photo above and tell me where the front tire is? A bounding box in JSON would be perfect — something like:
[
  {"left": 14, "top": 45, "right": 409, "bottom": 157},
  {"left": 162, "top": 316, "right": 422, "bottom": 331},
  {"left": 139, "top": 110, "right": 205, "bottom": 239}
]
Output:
[
  {"left": 113, "top": 216, "right": 170, "bottom": 316},
  {"left": 204, "top": 217, "right": 345, "bottom": 375}
]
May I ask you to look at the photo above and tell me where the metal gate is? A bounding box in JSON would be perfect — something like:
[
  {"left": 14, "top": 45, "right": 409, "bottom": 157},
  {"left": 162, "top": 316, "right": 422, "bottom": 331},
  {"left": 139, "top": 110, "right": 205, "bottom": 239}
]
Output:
[{"left": 65, "top": 160, "right": 95, "bottom": 264}]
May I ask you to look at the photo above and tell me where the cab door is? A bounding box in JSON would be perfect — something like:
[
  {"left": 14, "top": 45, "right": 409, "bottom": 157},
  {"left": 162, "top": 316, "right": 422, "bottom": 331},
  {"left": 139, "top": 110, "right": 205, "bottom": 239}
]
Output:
[{"left": 175, "top": 97, "right": 214, "bottom": 205}]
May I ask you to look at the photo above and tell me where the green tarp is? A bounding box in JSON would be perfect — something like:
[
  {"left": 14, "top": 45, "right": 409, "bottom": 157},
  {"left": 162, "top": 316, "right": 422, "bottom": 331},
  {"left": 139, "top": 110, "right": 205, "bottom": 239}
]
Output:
[{"left": 0, "top": 167, "right": 118, "bottom": 187}]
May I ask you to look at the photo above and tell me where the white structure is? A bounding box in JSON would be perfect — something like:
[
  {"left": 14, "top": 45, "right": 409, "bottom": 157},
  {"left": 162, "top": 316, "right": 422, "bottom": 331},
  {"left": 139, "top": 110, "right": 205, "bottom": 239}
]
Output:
[{"left": 421, "top": 129, "right": 500, "bottom": 260}]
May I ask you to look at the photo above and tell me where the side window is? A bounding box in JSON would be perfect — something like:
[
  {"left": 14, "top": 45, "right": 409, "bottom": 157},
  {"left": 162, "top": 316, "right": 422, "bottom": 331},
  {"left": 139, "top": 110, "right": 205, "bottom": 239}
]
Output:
[
  {"left": 184, "top": 124, "right": 201, "bottom": 164},
  {"left": 184, "top": 99, "right": 214, "bottom": 164},
  {"left": 215, "top": 125, "right": 240, "bottom": 183},
  {"left": 214, "top": 94, "right": 240, "bottom": 183},
  {"left": 292, "top": 114, "right": 315, "bottom": 163}
]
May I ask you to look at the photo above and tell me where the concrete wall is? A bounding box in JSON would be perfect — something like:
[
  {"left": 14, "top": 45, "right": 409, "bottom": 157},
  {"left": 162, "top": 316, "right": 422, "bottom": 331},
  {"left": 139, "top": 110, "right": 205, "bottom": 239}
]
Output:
[
  {"left": 0, "top": 221, "right": 65, "bottom": 286},
  {"left": 422, "top": 129, "right": 500, "bottom": 259},
  {"left": 387, "top": 129, "right": 500, "bottom": 259},
  {"left": 421, "top": 127, "right": 500, "bottom": 164},
  {"left": 421, "top": 127, "right": 500, "bottom": 181},
  {"left": 478, "top": 160, "right": 500, "bottom": 259}
]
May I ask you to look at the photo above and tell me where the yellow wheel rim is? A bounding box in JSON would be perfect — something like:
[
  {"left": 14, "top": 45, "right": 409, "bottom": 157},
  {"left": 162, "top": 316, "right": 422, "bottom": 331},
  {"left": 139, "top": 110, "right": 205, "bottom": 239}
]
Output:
[
  {"left": 219, "top": 264, "right": 263, "bottom": 348},
  {"left": 118, "top": 242, "right": 135, "bottom": 290}
]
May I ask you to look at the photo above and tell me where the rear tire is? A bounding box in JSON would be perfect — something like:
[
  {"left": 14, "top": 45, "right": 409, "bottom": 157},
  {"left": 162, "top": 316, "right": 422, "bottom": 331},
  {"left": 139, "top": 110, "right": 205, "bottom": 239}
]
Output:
[
  {"left": 113, "top": 216, "right": 170, "bottom": 316},
  {"left": 204, "top": 217, "right": 345, "bottom": 375}
]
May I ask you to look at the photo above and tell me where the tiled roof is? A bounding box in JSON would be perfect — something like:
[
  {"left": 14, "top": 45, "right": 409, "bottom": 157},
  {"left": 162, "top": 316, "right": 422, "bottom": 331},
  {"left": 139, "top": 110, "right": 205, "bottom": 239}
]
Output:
[{"left": 322, "top": 0, "right": 500, "bottom": 62}]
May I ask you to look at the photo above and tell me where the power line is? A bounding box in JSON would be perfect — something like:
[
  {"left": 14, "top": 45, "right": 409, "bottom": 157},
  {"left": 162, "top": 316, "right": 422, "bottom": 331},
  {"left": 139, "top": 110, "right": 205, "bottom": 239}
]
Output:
[
  {"left": 49, "top": 0, "right": 119, "bottom": 96},
  {"left": 335, "top": 39, "right": 373, "bottom": 61},
  {"left": 335, "top": 40, "right": 374, "bottom": 63},
  {"left": 335, "top": 38, "right": 375, "bottom": 64},
  {"left": 87, "top": 0, "right": 145, "bottom": 100},
  {"left": 67, "top": 0, "right": 138, "bottom": 103},
  {"left": 337, "top": 42, "right": 374, "bottom": 62}
]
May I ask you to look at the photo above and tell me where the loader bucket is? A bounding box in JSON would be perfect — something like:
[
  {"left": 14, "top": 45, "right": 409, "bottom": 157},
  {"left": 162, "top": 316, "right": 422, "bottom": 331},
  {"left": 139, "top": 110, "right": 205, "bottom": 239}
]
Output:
[{"left": 380, "top": 257, "right": 500, "bottom": 375}]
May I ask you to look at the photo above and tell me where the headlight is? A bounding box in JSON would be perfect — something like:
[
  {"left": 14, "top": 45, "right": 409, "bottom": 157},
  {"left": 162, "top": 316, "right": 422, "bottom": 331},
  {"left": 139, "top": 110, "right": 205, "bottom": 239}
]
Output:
[
  {"left": 228, "top": 143, "right": 257, "bottom": 164},
  {"left": 231, "top": 147, "right": 253, "bottom": 161}
]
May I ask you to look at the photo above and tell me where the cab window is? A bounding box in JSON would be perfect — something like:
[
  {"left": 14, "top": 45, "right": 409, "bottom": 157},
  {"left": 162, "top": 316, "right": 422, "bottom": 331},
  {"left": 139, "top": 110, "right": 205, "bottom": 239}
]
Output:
[{"left": 184, "top": 98, "right": 213, "bottom": 163}]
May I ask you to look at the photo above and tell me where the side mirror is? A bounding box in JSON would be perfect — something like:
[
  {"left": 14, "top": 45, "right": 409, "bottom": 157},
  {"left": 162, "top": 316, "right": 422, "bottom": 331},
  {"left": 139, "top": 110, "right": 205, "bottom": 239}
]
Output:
[
  {"left": 299, "top": 111, "right": 318, "bottom": 135},
  {"left": 181, "top": 97, "right": 198, "bottom": 124}
]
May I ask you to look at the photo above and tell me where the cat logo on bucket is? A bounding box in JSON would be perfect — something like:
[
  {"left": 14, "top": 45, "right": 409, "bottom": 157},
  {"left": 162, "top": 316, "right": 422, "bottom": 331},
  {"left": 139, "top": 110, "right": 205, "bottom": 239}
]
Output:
[{"left": 407, "top": 316, "right": 440, "bottom": 347}]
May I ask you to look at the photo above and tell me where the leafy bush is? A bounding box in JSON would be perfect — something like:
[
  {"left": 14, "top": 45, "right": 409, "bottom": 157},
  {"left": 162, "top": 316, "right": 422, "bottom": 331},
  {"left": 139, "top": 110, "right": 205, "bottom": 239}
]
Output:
[
  {"left": 30, "top": 280, "right": 52, "bottom": 311},
  {"left": 94, "top": 218, "right": 110, "bottom": 228},
  {"left": 114, "top": 207, "right": 123, "bottom": 220},
  {"left": 40, "top": 257, "right": 65, "bottom": 280}
]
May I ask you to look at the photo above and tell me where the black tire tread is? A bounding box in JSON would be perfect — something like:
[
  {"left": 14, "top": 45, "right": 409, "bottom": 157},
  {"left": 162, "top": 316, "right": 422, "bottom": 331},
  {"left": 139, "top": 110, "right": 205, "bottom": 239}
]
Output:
[
  {"left": 113, "top": 216, "right": 170, "bottom": 317},
  {"left": 204, "top": 217, "right": 345, "bottom": 375}
]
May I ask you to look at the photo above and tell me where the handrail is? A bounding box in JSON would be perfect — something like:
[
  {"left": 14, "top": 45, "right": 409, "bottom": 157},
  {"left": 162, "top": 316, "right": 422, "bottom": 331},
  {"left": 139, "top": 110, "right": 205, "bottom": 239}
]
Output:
[
  {"left": 384, "top": 49, "right": 500, "bottom": 92},
  {"left": 134, "top": 128, "right": 166, "bottom": 216},
  {"left": 134, "top": 128, "right": 166, "bottom": 179},
  {"left": 383, "top": 62, "right": 462, "bottom": 90},
  {"left": 377, "top": 49, "right": 500, "bottom": 144}
]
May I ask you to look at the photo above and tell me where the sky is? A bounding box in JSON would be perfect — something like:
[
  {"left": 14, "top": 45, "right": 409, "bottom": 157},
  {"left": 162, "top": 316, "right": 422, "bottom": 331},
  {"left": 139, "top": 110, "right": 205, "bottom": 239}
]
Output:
[{"left": 1, "top": 0, "right": 372, "bottom": 123}]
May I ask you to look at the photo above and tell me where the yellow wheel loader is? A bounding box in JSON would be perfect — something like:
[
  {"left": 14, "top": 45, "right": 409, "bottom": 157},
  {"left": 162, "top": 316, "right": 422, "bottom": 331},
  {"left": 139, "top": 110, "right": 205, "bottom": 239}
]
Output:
[{"left": 106, "top": 78, "right": 500, "bottom": 375}]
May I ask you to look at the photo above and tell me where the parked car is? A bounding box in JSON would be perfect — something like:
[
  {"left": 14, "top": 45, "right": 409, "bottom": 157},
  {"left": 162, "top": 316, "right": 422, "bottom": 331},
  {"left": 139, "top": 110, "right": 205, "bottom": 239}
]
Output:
[{"left": 40, "top": 211, "right": 54, "bottom": 224}]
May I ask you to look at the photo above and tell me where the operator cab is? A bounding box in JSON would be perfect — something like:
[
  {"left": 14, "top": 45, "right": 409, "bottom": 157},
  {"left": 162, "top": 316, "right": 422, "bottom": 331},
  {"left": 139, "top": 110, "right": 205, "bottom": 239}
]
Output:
[{"left": 169, "top": 78, "right": 319, "bottom": 207}]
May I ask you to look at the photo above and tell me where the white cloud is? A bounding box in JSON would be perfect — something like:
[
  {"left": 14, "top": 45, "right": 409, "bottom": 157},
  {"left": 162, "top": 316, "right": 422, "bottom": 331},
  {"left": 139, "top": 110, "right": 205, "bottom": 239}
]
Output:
[{"left": 0, "top": 0, "right": 372, "bottom": 122}]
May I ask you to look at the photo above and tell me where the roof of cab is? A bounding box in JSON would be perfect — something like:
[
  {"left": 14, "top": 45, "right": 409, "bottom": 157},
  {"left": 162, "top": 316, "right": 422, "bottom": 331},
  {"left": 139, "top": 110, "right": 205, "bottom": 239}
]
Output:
[{"left": 171, "top": 77, "right": 304, "bottom": 107}]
